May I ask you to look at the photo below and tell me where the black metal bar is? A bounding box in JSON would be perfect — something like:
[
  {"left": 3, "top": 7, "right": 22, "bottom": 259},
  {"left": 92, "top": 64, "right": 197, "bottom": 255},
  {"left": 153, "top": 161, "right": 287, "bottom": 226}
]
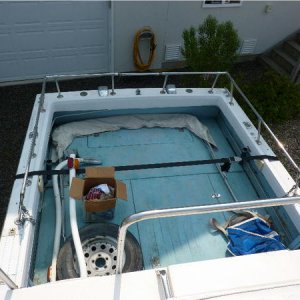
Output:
[{"left": 15, "top": 155, "right": 278, "bottom": 179}]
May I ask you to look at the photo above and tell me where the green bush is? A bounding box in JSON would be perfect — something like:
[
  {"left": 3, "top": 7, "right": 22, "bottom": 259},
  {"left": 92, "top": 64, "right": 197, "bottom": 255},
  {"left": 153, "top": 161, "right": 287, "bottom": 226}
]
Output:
[
  {"left": 182, "top": 15, "right": 240, "bottom": 72},
  {"left": 239, "top": 70, "right": 300, "bottom": 123}
]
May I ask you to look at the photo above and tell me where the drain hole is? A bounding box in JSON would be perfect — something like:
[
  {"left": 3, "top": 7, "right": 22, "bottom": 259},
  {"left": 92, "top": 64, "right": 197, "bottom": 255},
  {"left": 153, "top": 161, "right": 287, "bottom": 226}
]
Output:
[
  {"left": 112, "top": 265, "right": 116, "bottom": 270},
  {"left": 101, "top": 245, "right": 106, "bottom": 250},
  {"left": 84, "top": 253, "right": 89, "bottom": 258},
  {"left": 109, "top": 248, "right": 114, "bottom": 253},
  {"left": 91, "top": 246, "right": 96, "bottom": 251},
  {"left": 95, "top": 257, "right": 106, "bottom": 268},
  {"left": 113, "top": 256, "right": 117, "bottom": 261},
  {"left": 87, "top": 271, "right": 91, "bottom": 275}
]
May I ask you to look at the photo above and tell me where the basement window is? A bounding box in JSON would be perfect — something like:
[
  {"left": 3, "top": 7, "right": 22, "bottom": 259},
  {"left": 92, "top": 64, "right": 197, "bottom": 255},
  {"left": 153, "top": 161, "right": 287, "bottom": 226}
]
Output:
[{"left": 203, "top": 0, "right": 242, "bottom": 8}]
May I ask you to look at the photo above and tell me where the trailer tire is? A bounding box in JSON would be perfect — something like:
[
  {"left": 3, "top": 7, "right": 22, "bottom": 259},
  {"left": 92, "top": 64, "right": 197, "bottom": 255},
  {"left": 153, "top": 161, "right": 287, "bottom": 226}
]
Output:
[{"left": 57, "top": 223, "right": 143, "bottom": 280}]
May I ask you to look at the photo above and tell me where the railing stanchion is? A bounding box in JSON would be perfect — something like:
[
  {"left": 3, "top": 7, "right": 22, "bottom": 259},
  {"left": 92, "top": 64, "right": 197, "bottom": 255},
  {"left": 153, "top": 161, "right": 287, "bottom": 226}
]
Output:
[
  {"left": 55, "top": 79, "right": 63, "bottom": 98},
  {"left": 209, "top": 74, "right": 220, "bottom": 94},
  {"left": 256, "top": 119, "right": 262, "bottom": 145},
  {"left": 161, "top": 75, "right": 169, "bottom": 94},
  {"left": 229, "top": 80, "right": 234, "bottom": 105},
  {"left": 111, "top": 74, "right": 116, "bottom": 95}
]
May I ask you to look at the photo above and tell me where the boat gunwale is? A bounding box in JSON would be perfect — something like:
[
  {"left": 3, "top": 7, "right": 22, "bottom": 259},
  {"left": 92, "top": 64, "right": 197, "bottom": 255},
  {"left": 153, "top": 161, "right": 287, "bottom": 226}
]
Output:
[{"left": 1, "top": 72, "right": 299, "bottom": 288}]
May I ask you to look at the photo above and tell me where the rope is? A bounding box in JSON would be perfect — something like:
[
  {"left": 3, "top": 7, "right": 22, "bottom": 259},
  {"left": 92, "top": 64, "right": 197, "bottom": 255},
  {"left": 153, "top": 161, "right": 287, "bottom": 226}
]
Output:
[{"left": 133, "top": 27, "right": 156, "bottom": 71}]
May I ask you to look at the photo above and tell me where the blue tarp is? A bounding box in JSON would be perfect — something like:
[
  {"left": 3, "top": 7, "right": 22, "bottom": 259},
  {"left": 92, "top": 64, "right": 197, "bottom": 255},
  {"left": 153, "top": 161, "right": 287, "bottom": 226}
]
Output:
[{"left": 227, "top": 217, "right": 286, "bottom": 256}]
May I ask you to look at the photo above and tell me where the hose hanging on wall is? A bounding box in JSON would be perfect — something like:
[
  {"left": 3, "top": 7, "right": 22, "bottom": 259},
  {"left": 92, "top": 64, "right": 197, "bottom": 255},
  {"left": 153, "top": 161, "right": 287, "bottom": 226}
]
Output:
[{"left": 133, "top": 27, "right": 156, "bottom": 71}]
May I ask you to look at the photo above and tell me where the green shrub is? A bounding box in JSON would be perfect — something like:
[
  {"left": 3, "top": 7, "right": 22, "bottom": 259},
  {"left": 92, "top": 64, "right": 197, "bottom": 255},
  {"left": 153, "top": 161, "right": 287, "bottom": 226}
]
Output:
[
  {"left": 239, "top": 70, "right": 300, "bottom": 123},
  {"left": 182, "top": 15, "right": 240, "bottom": 72}
]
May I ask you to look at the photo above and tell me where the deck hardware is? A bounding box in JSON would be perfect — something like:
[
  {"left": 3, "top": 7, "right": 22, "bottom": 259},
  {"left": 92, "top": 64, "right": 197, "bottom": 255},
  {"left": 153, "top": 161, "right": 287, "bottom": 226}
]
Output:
[
  {"left": 80, "top": 91, "right": 88, "bottom": 97},
  {"left": 151, "top": 256, "right": 160, "bottom": 268},
  {"left": 38, "top": 176, "right": 44, "bottom": 193},
  {"left": 8, "top": 228, "right": 16, "bottom": 236},
  {"left": 32, "top": 153, "right": 37, "bottom": 158},
  {"left": 285, "top": 175, "right": 300, "bottom": 197},
  {"left": 243, "top": 121, "right": 252, "bottom": 129},
  {"left": 255, "top": 159, "right": 265, "bottom": 170},
  {"left": 156, "top": 269, "right": 172, "bottom": 299},
  {"left": 221, "top": 160, "right": 232, "bottom": 172},
  {"left": 186, "top": 88, "right": 193, "bottom": 93},
  {"left": 166, "top": 84, "right": 176, "bottom": 94},
  {"left": 212, "top": 193, "right": 221, "bottom": 199},
  {"left": 26, "top": 179, "right": 32, "bottom": 187},
  {"left": 136, "top": 88, "right": 141, "bottom": 95},
  {"left": 15, "top": 205, "right": 36, "bottom": 226},
  {"left": 223, "top": 88, "right": 230, "bottom": 97},
  {"left": 98, "top": 86, "right": 109, "bottom": 97}
]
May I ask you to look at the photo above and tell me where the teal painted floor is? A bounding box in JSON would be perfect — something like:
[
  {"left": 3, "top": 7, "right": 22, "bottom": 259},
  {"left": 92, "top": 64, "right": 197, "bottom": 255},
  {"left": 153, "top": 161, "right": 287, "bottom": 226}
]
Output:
[{"left": 33, "top": 116, "right": 263, "bottom": 284}]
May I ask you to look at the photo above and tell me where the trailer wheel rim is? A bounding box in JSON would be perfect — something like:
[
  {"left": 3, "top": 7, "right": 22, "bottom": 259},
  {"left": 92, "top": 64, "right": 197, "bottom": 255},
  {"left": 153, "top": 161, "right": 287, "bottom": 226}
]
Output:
[
  {"left": 75, "top": 236, "right": 125, "bottom": 276},
  {"left": 57, "top": 223, "right": 143, "bottom": 280}
]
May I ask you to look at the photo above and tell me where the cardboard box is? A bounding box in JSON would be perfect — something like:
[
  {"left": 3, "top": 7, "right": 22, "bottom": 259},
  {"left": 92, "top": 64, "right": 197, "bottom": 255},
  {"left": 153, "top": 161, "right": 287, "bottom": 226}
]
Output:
[{"left": 69, "top": 167, "right": 127, "bottom": 212}]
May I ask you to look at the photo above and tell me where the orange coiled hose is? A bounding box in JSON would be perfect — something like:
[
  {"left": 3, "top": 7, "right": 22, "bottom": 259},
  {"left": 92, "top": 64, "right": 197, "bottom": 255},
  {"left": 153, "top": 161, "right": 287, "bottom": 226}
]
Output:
[{"left": 133, "top": 28, "right": 156, "bottom": 71}]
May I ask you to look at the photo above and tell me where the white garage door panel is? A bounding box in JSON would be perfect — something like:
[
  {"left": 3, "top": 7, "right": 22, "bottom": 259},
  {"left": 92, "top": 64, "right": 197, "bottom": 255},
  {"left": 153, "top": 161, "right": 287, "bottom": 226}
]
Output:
[{"left": 0, "top": 1, "right": 110, "bottom": 82}]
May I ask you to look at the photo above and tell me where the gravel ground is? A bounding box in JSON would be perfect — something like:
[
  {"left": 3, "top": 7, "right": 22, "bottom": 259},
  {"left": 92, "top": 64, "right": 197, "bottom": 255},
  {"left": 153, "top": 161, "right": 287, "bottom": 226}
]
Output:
[
  {"left": 0, "top": 63, "right": 299, "bottom": 229},
  {"left": 266, "top": 118, "right": 300, "bottom": 179}
]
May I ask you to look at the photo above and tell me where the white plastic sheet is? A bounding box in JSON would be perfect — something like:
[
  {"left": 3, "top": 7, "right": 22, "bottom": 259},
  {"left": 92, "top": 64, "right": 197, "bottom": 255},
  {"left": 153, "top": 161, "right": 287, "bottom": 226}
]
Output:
[{"left": 52, "top": 114, "right": 217, "bottom": 159}]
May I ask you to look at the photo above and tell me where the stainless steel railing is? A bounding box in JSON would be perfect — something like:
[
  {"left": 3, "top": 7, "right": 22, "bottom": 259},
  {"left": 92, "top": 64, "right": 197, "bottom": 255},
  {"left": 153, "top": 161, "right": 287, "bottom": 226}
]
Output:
[
  {"left": 0, "top": 267, "right": 18, "bottom": 289},
  {"left": 48, "top": 71, "right": 300, "bottom": 183},
  {"left": 15, "top": 79, "right": 47, "bottom": 225},
  {"left": 116, "top": 195, "right": 300, "bottom": 274},
  {"left": 16, "top": 71, "right": 300, "bottom": 226}
]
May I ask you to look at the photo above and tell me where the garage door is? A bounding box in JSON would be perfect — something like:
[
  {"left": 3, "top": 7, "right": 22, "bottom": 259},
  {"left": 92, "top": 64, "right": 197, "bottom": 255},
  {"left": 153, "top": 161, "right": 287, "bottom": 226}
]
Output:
[{"left": 0, "top": 1, "right": 110, "bottom": 83}]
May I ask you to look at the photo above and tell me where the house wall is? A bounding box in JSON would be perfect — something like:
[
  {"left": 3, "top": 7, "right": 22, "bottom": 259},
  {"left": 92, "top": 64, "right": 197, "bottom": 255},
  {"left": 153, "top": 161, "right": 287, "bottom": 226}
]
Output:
[
  {"left": 113, "top": 1, "right": 300, "bottom": 71},
  {"left": 0, "top": 1, "right": 111, "bottom": 83}
]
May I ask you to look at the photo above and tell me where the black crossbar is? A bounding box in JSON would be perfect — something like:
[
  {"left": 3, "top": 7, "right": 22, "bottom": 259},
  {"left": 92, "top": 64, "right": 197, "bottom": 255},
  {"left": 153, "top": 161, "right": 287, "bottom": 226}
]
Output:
[{"left": 14, "top": 155, "right": 278, "bottom": 179}]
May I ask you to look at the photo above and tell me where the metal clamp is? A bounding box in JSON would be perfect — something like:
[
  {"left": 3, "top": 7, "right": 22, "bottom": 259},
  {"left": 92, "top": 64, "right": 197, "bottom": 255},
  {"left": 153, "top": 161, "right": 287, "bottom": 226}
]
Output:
[
  {"left": 166, "top": 84, "right": 176, "bottom": 94},
  {"left": 98, "top": 86, "right": 109, "bottom": 97},
  {"left": 156, "top": 269, "right": 173, "bottom": 299},
  {"left": 15, "top": 205, "right": 35, "bottom": 226}
]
